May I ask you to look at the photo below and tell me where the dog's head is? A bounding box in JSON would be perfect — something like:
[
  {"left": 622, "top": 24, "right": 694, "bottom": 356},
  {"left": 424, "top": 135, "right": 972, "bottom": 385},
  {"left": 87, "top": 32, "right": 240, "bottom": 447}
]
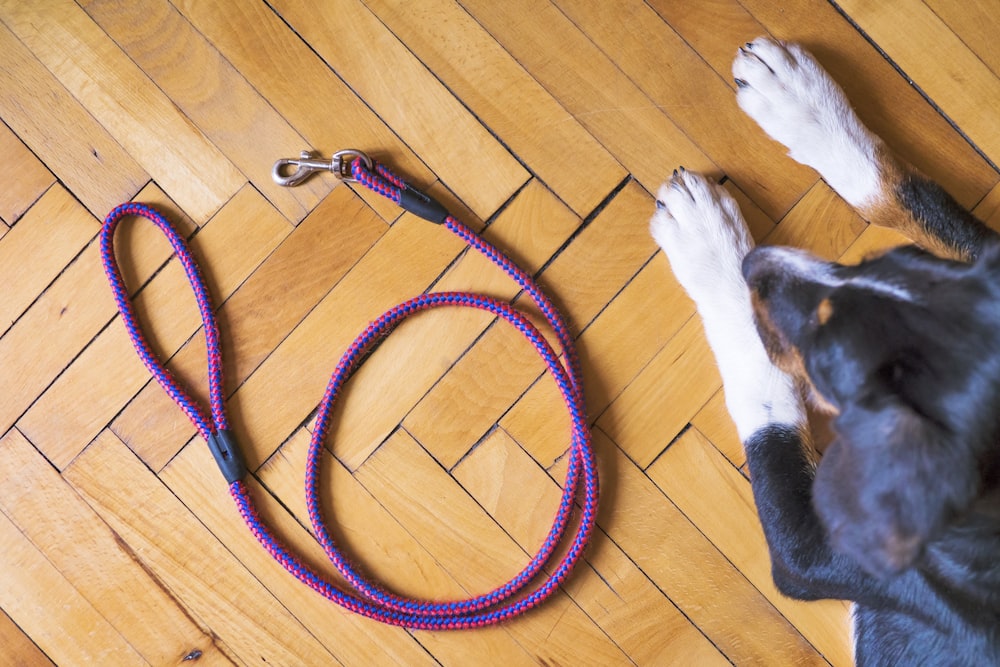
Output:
[{"left": 743, "top": 243, "right": 1000, "bottom": 577}]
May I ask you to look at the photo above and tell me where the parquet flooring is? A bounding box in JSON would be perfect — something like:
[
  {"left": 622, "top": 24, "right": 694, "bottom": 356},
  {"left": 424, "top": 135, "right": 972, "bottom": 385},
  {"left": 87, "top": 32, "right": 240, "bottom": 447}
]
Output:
[{"left": 1, "top": 2, "right": 998, "bottom": 665}]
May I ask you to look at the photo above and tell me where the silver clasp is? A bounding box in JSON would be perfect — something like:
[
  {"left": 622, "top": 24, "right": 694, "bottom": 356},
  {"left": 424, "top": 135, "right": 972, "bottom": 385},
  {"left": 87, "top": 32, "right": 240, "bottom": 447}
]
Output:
[{"left": 271, "top": 149, "right": 373, "bottom": 187}]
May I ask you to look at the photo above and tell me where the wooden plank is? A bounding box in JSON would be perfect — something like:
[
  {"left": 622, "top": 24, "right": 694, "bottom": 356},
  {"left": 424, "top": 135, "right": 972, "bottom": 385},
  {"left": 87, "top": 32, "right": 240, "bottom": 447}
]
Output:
[
  {"left": 835, "top": 0, "right": 1000, "bottom": 168},
  {"left": 975, "top": 182, "right": 1000, "bottom": 231},
  {"left": 460, "top": 0, "right": 722, "bottom": 197},
  {"left": 354, "top": 429, "right": 631, "bottom": 665},
  {"left": 726, "top": 179, "right": 778, "bottom": 242},
  {"left": 18, "top": 185, "right": 289, "bottom": 469},
  {"left": 837, "top": 224, "right": 914, "bottom": 265},
  {"left": 535, "top": 181, "right": 661, "bottom": 333},
  {"left": 331, "top": 291, "right": 501, "bottom": 470},
  {"left": 498, "top": 370, "right": 570, "bottom": 473},
  {"left": 256, "top": 428, "right": 539, "bottom": 665},
  {"left": 0, "top": 429, "right": 228, "bottom": 665},
  {"left": 475, "top": 178, "right": 582, "bottom": 276},
  {"left": 648, "top": 428, "right": 853, "bottom": 666},
  {"left": 332, "top": 180, "right": 577, "bottom": 471},
  {"left": 592, "top": 428, "right": 827, "bottom": 664},
  {"left": 64, "top": 430, "right": 341, "bottom": 665},
  {"left": 925, "top": 0, "right": 1000, "bottom": 78},
  {"left": 0, "top": 608, "right": 54, "bottom": 667},
  {"left": 159, "top": 432, "right": 439, "bottom": 667},
  {"left": 226, "top": 214, "right": 467, "bottom": 469},
  {"left": 550, "top": 0, "right": 818, "bottom": 219},
  {"left": 112, "top": 185, "right": 386, "bottom": 471},
  {"left": 169, "top": 0, "right": 434, "bottom": 222},
  {"left": 80, "top": 0, "right": 331, "bottom": 223},
  {"left": 598, "top": 317, "right": 720, "bottom": 469},
  {"left": 454, "top": 428, "right": 730, "bottom": 665},
  {"left": 363, "top": 0, "right": 626, "bottom": 218},
  {"left": 0, "top": 498, "right": 146, "bottom": 665},
  {"left": 691, "top": 390, "right": 746, "bottom": 468},
  {"left": 407, "top": 180, "right": 678, "bottom": 470},
  {"left": 0, "top": 185, "right": 95, "bottom": 336},
  {"left": 573, "top": 254, "right": 695, "bottom": 413},
  {"left": 0, "top": 241, "right": 117, "bottom": 437},
  {"left": 646, "top": 0, "right": 768, "bottom": 77},
  {"left": 0, "top": 122, "right": 53, "bottom": 225},
  {"left": 267, "top": 0, "right": 528, "bottom": 219},
  {"left": 404, "top": 322, "right": 546, "bottom": 469},
  {"left": 228, "top": 180, "right": 573, "bottom": 473},
  {"left": 0, "top": 21, "right": 146, "bottom": 218},
  {"left": 764, "top": 182, "right": 868, "bottom": 259},
  {"left": 503, "top": 257, "right": 696, "bottom": 468},
  {"left": 261, "top": 428, "right": 486, "bottom": 601},
  {"left": 740, "top": 0, "right": 998, "bottom": 208},
  {"left": 0, "top": 0, "right": 244, "bottom": 222}
]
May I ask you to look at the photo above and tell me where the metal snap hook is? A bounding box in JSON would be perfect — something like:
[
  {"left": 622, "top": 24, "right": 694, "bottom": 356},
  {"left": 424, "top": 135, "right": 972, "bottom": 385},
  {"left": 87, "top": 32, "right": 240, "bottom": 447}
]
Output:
[{"left": 271, "top": 149, "right": 373, "bottom": 187}]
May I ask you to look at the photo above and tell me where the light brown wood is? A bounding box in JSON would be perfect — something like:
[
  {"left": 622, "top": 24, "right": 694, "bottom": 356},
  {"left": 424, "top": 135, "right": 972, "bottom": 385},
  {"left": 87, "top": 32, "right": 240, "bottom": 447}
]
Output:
[
  {"left": 0, "top": 186, "right": 95, "bottom": 335},
  {"left": 19, "top": 185, "right": 290, "bottom": 468},
  {"left": 0, "top": 607, "right": 55, "bottom": 667},
  {"left": 0, "top": 429, "right": 225, "bottom": 664},
  {"left": 1, "top": 2, "right": 996, "bottom": 664},
  {"left": 0, "top": 21, "right": 147, "bottom": 218},
  {"left": 81, "top": 0, "right": 333, "bottom": 223},
  {"left": 0, "top": 124, "right": 52, "bottom": 225},
  {"left": 0, "top": 0, "right": 245, "bottom": 222},
  {"left": 648, "top": 428, "right": 853, "bottom": 666},
  {"left": 837, "top": 0, "right": 1000, "bottom": 170}
]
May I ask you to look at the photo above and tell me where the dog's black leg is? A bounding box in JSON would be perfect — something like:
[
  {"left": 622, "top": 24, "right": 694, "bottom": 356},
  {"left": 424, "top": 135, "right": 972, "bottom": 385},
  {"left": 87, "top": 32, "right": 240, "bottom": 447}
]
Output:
[
  {"left": 744, "top": 424, "right": 886, "bottom": 602},
  {"left": 892, "top": 173, "right": 998, "bottom": 261}
]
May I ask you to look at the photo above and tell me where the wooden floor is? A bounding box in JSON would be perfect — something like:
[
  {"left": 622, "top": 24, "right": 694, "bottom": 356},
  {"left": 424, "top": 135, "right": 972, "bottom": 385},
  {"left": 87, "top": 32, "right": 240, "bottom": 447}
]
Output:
[{"left": 2, "top": 1, "right": 999, "bottom": 665}]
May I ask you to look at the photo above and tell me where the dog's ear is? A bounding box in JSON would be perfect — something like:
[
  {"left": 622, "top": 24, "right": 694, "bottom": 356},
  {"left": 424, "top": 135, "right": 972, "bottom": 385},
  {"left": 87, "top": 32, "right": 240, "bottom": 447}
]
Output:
[{"left": 813, "top": 392, "right": 975, "bottom": 578}]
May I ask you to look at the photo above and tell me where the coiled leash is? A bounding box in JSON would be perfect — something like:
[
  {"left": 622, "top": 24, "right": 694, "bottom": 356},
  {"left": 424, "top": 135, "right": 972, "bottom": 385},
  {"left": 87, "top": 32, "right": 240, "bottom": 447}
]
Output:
[{"left": 101, "top": 149, "right": 598, "bottom": 629}]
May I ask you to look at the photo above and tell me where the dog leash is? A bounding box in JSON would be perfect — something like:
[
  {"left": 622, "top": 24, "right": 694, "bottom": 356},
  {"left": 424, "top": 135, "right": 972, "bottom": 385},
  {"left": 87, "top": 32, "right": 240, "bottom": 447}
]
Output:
[{"left": 100, "top": 150, "right": 598, "bottom": 629}]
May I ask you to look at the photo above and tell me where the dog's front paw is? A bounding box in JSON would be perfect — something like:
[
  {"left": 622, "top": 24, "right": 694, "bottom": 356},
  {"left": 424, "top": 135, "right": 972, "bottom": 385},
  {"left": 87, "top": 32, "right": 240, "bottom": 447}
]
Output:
[
  {"left": 650, "top": 169, "right": 752, "bottom": 308},
  {"left": 733, "top": 37, "right": 880, "bottom": 207}
]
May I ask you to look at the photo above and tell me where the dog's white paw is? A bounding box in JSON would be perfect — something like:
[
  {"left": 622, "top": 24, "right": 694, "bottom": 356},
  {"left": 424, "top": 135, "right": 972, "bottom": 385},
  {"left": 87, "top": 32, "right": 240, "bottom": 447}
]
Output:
[
  {"left": 733, "top": 37, "right": 881, "bottom": 208},
  {"left": 650, "top": 169, "right": 752, "bottom": 311},
  {"left": 651, "top": 169, "right": 804, "bottom": 440}
]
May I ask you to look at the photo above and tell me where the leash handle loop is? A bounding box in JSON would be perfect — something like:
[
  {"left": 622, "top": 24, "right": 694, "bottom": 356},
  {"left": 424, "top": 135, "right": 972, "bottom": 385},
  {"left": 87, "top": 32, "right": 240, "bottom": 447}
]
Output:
[{"left": 101, "top": 203, "right": 235, "bottom": 461}]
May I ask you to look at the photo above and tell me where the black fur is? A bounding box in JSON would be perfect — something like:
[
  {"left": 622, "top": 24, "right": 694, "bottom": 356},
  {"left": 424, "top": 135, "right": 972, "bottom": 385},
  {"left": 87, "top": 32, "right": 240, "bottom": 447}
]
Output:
[
  {"left": 897, "top": 174, "right": 997, "bottom": 261},
  {"left": 745, "top": 423, "right": 1000, "bottom": 665}
]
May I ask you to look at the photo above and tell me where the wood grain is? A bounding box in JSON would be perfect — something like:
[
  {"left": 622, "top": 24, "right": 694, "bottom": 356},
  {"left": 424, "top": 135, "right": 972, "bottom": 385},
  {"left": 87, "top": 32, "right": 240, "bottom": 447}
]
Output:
[
  {"left": 0, "top": 0, "right": 244, "bottom": 222},
  {"left": 1, "top": 2, "right": 995, "bottom": 663}
]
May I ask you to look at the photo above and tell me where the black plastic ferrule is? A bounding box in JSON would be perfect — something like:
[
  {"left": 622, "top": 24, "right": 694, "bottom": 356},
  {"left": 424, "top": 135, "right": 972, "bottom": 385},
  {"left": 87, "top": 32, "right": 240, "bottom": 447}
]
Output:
[
  {"left": 206, "top": 429, "right": 247, "bottom": 484},
  {"left": 399, "top": 185, "right": 450, "bottom": 224}
]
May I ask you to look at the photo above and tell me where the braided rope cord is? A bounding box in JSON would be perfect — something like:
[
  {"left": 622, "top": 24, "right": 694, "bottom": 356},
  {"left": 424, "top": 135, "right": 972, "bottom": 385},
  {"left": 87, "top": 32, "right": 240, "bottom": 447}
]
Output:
[{"left": 100, "top": 157, "right": 598, "bottom": 629}]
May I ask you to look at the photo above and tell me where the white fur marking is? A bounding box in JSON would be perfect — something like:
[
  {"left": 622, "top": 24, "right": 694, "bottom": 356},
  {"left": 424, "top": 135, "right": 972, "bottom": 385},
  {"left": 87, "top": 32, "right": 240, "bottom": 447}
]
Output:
[
  {"left": 753, "top": 246, "right": 916, "bottom": 303},
  {"left": 650, "top": 171, "right": 805, "bottom": 440},
  {"left": 850, "top": 603, "right": 859, "bottom": 663},
  {"left": 734, "top": 38, "right": 883, "bottom": 209}
]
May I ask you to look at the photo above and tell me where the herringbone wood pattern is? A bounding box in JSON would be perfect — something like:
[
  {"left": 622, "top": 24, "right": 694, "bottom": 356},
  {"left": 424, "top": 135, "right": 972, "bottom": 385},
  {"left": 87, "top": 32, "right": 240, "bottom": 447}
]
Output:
[{"left": 1, "top": 1, "right": 998, "bottom": 665}]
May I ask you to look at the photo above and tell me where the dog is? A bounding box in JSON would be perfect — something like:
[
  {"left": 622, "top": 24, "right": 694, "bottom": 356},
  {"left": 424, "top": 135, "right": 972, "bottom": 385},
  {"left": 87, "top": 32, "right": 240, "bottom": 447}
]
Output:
[{"left": 650, "top": 37, "right": 1000, "bottom": 665}]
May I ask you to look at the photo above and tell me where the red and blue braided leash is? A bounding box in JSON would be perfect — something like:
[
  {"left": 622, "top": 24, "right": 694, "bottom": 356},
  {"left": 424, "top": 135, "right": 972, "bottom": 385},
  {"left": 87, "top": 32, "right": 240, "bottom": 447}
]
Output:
[{"left": 101, "top": 152, "right": 598, "bottom": 629}]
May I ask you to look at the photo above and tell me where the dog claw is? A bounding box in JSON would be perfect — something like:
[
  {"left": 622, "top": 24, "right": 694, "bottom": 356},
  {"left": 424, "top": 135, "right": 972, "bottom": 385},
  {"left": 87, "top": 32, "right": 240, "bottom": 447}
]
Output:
[
  {"left": 735, "top": 78, "right": 749, "bottom": 89},
  {"left": 655, "top": 199, "right": 666, "bottom": 210}
]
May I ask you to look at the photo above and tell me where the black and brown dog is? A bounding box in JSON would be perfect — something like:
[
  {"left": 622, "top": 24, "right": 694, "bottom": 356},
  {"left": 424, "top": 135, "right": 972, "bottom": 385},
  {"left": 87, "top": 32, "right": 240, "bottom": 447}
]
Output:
[{"left": 651, "top": 37, "right": 1000, "bottom": 664}]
